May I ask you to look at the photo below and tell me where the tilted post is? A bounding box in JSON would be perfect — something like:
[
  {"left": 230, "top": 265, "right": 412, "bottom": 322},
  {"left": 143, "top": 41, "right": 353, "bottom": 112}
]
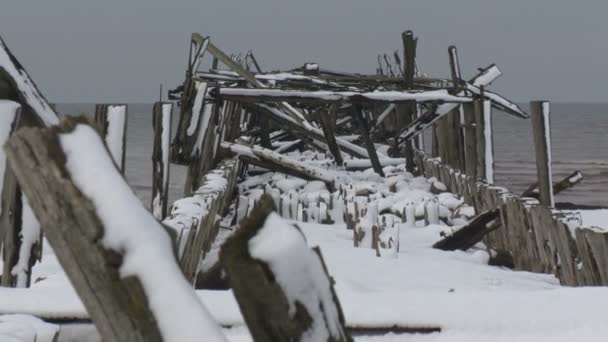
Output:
[
  {"left": 530, "top": 101, "right": 554, "bottom": 207},
  {"left": 94, "top": 104, "right": 128, "bottom": 174},
  {"left": 151, "top": 102, "right": 173, "bottom": 219},
  {"left": 5, "top": 118, "right": 227, "bottom": 342},
  {"left": 352, "top": 105, "right": 385, "bottom": 176},
  {"left": 220, "top": 195, "right": 353, "bottom": 342}
]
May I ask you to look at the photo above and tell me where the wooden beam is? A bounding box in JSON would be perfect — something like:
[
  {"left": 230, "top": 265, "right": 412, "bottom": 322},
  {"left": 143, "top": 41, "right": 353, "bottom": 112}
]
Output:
[
  {"left": 530, "top": 101, "right": 554, "bottom": 207},
  {"left": 462, "top": 102, "right": 478, "bottom": 179},
  {"left": 220, "top": 195, "right": 352, "bottom": 342},
  {"left": 474, "top": 98, "right": 494, "bottom": 183},
  {"left": 352, "top": 105, "right": 385, "bottom": 177},
  {"left": 151, "top": 102, "right": 172, "bottom": 220},
  {"left": 317, "top": 105, "right": 344, "bottom": 165},
  {"left": 94, "top": 104, "right": 128, "bottom": 174},
  {"left": 5, "top": 118, "right": 227, "bottom": 342},
  {"left": 211, "top": 87, "right": 471, "bottom": 105}
]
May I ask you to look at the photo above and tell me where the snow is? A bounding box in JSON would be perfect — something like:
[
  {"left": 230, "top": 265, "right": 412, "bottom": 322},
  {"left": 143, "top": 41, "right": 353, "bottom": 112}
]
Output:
[
  {"left": 248, "top": 213, "right": 348, "bottom": 342},
  {"left": 375, "top": 104, "right": 396, "bottom": 126},
  {"left": 0, "top": 39, "right": 59, "bottom": 127},
  {"left": 0, "top": 314, "right": 58, "bottom": 342},
  {"left": 483, "top": 100, "right": 494, "bottom": 184},
  {"left": 59, "top": 124, "right": 226, "bottom": 342},
  {"left": 575, "top": 209, "right": 608, "bottom": 229},
  {"left": 104, "top": 105, "right": 127, "bottom": 169}
]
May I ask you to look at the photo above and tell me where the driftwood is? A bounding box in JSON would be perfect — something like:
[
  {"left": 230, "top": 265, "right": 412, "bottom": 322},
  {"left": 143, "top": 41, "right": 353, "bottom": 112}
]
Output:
[
  {"left": 220, "top": 195, "right": 352, "bottom": 342},
  {"left": 522, "top": 170, "right": 583, "bottom": 199},
  {"left": 151, "top": 102, "right": 172, "bottom": 219},
  {"left": 5, "top": 117, "right": 226, "bottom": 342}
]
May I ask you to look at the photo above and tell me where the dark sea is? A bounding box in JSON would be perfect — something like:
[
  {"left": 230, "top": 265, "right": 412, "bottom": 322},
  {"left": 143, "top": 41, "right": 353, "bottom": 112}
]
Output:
[{"left": 56, "top": 103, "right": 608, "bottom": 208}]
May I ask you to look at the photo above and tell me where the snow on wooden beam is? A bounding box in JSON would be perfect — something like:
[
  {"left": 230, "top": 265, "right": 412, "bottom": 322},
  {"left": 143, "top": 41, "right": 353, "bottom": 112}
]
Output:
[
  {"left": 172, "top": 81, "right": 209, "bottom": 164},
  {"left": 475, "top": 99, "right": 494, "bottom": 184},
  {"left": 151, "top": 102, "right": 173, "bottom": 220},
  {"left": 0, "top": 37, "right": 60, "bottom": 127},
  {"left": 397, "top": 64, "right": 502, "bottom": 144},
  {"left": 522, "top": 170, "right": 583, "bottom": 199},
  {"left": 164, "top": 158, "right": 240, "bottom": 283},
  {"left": 4, "top": 117, "right": 227, "bottom": 342},
  {"left": 221, "top": 141, "right": 336, "bottom": 192},
  {"left": 94, "top": 104, "right": 128, "bottom": 174},
  {"left": 530, "top": 101, "right": 554, "bottom": 207},
  {"left": 343, "top": 158, "right": 406, "bottom": 171},
  {"left": 220, "top": 195, "right": 352, "bottom": 342},
  {"left": 211, "top": 87, "right": 471, "bottom": 105}
]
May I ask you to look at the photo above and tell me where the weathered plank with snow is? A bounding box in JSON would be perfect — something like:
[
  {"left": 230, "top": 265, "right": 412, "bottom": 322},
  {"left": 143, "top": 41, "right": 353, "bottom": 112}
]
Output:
[
  {"left": 221, "top": 141, "right": 336, "bottom": 191},
  {"left": 0, "top": 37, "right": 60, "bottom": 127},
  {"left": 151, "top": 102, "right": 172, "bottom": 219},
  {"left": 212, "top": 87, "right": 471, "bottom": 105},
  {"left": 433, "top": 209, "right": 500, "bottom": 251},
  {"left": 530, "top": 101, "right": 554, "bottom": 207},
  {"left": 522, "top": 170, "right": 583, "bottom": 200},
  {"left": 220, "top": 195, "right": 352, "bottom": 342},
  {"left": 164, "top": 158, "right": 240, "bottom": 284},
  {"left": 474, "top": 99, "right": 494, "bottom": 183},
  {"left": 94, "top": 104, "right": 128, "bottom": 174},
  {"left": 462, "top": 102, "right": 477, "bottom": 179},
  {"left": 172, "top": 81, "right": 209, "bottom": 165},
  {"left": 4, "top": 118, "right": 227, "bottom": 342}
]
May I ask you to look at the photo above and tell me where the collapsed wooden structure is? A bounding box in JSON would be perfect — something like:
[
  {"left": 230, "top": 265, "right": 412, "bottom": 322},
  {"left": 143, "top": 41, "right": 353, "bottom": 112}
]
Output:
[{"left": 0, "top": 29, "right": 607, "bottom": 341}]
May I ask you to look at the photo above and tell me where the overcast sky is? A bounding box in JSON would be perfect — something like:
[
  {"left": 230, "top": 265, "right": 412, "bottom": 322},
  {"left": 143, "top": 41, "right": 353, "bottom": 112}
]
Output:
[{"left": 1, "top": 0, "right": 607, "bottom": 103}]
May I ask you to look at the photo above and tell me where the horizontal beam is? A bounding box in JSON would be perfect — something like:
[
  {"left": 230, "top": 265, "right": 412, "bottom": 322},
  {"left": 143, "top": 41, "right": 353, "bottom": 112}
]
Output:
[{"left": 211, "top": 87, "right": 471, "bottom": 105}]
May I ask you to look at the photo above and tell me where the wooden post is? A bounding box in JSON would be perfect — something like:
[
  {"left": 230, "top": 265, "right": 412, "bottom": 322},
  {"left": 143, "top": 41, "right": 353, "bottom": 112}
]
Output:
[
  {"left": 352, "top": 105, "right": 385, "bottom": 176},
  {"left": 474, "top": 97, "right": 494, "bottom": 183},
  {"left": 530, "top": 101, "right": 554, "bottom": 207},
  {"left": 447, "top": 46, "right": 465, "bottom": 171},
  {"left": 318, "top": 105, "right": 344, "bottom": 165},
  {"left": 462, "top": 102, "right": 477, "bottom": 179},
  {"left": 94, "top": 104, "right": 128, "bottom": 174},
  {"left": 5, "top": 118, "right": 226, "bottom": 342},
  {"left": 220, "top": 195, "right": 352, "bottom": 342},
  {"left": 151, "top": 102, "right": 172, "bottom": 220}
]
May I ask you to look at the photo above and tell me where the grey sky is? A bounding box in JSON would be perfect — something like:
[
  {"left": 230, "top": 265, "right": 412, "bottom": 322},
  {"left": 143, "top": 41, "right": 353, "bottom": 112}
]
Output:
[{"left": 1, "top": 0, "right": 606, "bottom": 103}]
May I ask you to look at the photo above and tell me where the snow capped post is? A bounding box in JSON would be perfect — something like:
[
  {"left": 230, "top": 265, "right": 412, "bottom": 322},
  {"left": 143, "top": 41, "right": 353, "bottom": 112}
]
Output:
[
  {"left": 530, "top": 101, "right": 554, "bottom": 207},
  {"left": 4, "top": 117, "right": 227, "bottom": 342},
  {"left": 94, "top": 104, "right": 128, "bottom": 174},
  {"left": 220, "top": 195, "right": 352, "bottom": 342},
  {"left": 151, "top": 102, "right": 173, "bottom": 219},
  {"left": 474, "top": 96, "right": 494, "bottom": 184}
]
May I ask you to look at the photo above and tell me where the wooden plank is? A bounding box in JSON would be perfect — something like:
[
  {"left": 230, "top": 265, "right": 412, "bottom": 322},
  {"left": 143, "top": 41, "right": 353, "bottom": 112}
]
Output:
[
  {"left": 318, "top": 105, "right": 344, "bottom": 165},
  {"left": 220, "top": 195, "right": 353, "bottom": 342},
  {"left": 5, "top": 118, "right": 211, "bottom": 342},
  {"left": 172, "top": 81, "right": 208, "bottom": 164},
  {"left": 474, "top": 98, "right": 494, "bottom": 183},
  {"left": 151, "top": 102, "right": 172, "bottom": 220},
  {"left": 462, "top": 102, "right": 477, "bottom": 179},
  {"left": 212, "top": 87, "right": 471, "bottom": 105},
  {"left": 352, "top": 105, "right": 385, "bottom": 176},
  {"left": 530, "top": 101, "right": 554, "bottom": 207},
  {"left": 0, "top": 37, "right": 60, "bottom": 127},
  {"left": 94, "top": 104, "right": 128, "bottom": 174}
]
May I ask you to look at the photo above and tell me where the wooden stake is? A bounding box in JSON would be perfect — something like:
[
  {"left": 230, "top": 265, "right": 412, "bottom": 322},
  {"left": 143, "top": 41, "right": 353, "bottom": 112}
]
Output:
[
  {"left": 151, "top": 102, "right": 172, "bottom": 219},
  {"left": 530, "top": 101, "right": 554, "bottom": 207},
  {"left": 352, "top": 105, "right": 385, "bottom": 176},
  {"left": 94, "top": 104, "right": 128, "bottom": 174},
  {"left": 318, "top": 105, "right": 344, "bottom": 165},
  {"left": 462, "top": 102, "right": 477, "bottom": 179},
  {"left": 474, "top": 98, "right": 494, "bottom": 183}
]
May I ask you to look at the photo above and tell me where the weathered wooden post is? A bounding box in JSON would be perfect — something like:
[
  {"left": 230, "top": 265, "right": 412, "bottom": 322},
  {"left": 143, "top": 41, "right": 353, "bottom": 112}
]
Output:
[
  {"left": 530, "top": 101, "right": 554, "bottom": 207},
  {"left": 401, "top": 30, "right": 417, "bottom": 173},
  {"left": 474, "top": 97, "right": 494, "bottom": 183},
  {"left": 151, "top": 102, "right": 172, "bottom": 219},
  {"left": 94, "top": 104, "right": 128, "bottom": 174},
  {"left": 446, "top": 46, "right": 465, "bottom": 171},
  {"left": 462, "top": 102, "right": 477, "bottom": 179},
  {"left": 352, "top": 104, "right": 385, "bottom": 176},
  {"left": 5, "top": 118, "right": 227, "bottom": 342},
  {"left": 318, "top": 105, "right": 344, "bottom": 165},
  {"left": 220, "top": 195, "right": 352, "bottom": 342}
]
